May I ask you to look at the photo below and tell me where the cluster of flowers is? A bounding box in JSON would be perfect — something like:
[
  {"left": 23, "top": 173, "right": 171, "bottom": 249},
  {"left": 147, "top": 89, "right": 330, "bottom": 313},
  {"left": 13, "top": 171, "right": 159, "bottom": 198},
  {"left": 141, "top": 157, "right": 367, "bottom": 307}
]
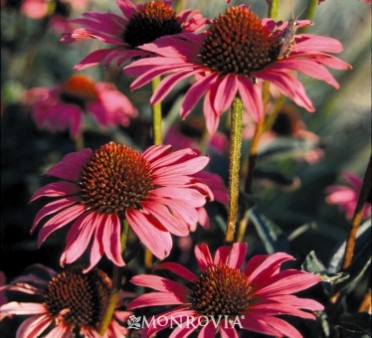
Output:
[{"left": 1, "top": 0, "right": 370, "bottom": 337}]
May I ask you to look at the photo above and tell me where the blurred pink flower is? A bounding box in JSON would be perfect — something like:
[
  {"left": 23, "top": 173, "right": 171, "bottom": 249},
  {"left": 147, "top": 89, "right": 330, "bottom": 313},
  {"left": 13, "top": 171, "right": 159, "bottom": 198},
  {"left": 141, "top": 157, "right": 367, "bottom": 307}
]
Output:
[
  {"left": 0, "top": 265, "right": 130, "bottom": 338},
  {"left": 129, "top": 242, "right": 324, "bottom": 337},
  {"left": 164, "top": 120, "right": 229, "bottom": 155},
  {"left": 125, "top": 6, "right": 350, "bottom": 134},
  {"left": 31, "top": 142, "right": 214, "bottom": 271},
  {"left": 20, "top": 0, "right": 88, "bottom": 20},
  {"left": 253, "top": 104, "right": 325, "bottom": 164},
  {"left": 61, "top": 0, "right": 206, "bottom": 70},
  {"left": 326, "top": 172, "right": 371, "bottom": 220},
  {"left": 25, "top": 74, "right": 137, "bottom": 139}
]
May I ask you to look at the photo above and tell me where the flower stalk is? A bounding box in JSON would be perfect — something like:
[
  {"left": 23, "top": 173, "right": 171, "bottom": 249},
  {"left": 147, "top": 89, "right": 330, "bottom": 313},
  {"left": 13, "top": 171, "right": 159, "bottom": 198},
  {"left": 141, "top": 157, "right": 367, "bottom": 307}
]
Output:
[
  {"left": 268, "top": 0, "right": 279, "bottom": 20},
  {"left": 151, "top": 77, "right": 162, "bottom": 146},
  {"left": 225, "top": 97, "right": 243, "bottom": 243},
  {"left": 98, "top": 219, "right": 129, "bottom": 335},
  {"left": 342, "top": 155, "right": 371, "bottom": 269}
]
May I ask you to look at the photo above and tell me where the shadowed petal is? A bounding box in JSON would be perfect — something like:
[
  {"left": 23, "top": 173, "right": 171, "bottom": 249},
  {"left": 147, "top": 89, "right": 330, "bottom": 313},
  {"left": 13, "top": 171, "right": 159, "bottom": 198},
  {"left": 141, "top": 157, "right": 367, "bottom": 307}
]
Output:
[{"left": 45, "top": 149, "right": 92, "bottom": 181}]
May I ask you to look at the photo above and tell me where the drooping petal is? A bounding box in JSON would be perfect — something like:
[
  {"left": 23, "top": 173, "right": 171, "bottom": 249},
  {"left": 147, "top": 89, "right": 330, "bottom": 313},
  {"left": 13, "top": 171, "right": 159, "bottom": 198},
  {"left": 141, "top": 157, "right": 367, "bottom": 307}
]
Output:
[
  {"left": 126, "top": 209, "right": 172, "bottom": 260},
  {"left": 101, "top": 214, "right": 125, "bottom": 267},
  {"left": 59, "top": 212, "right": 98, "bottom": 266},
  {"left": 236, "top": 75, "right": 263, "bottom": 122},
  {"left": 16, "top": 314, "right": 52, "bottom": 338},
  {"left": 37, "top": 205, "right": 86, "bottom": 246}
]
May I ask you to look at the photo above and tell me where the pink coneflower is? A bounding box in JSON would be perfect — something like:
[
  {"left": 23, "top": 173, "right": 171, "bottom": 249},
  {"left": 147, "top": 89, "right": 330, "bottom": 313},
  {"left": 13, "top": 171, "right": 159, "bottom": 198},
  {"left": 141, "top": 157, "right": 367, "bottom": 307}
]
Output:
[
  {"left": 129, "top": 242, "right": 324, "bottom": 337},
  {"left": 24, "top": 74, "right": 137, "bottom": 139},
  {"left": 326, "top": 172, "right": 371, "bottom": 220},
  {"left": 61, "top": 0, "right": 206, "bottom": 70},
  {"left": 124, "top": 5, "right": 350, "bottom": 134},
  {"left": 0, "top": 265, "right": 130, "bottom": 337},
  {"left": 31, "top": 142, "right": 214, "bottom": 271}
]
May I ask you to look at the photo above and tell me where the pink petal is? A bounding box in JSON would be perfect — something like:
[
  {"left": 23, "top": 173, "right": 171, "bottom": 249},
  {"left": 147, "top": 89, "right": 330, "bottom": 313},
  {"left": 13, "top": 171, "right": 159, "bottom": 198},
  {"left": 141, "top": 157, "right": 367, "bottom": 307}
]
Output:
[
  {"left": 269, "top": 294, "right": 324, "bottom": 311},
  {"left": 16, "top": 314, "right": 52, "bottom": 338},
  {"left": 44, "top": 325, "right": 72, "bottom": 338},
  {"left": 181, "top": 73, "right": 219, "bottom": 119},
  {"left": 152, "top": 70, "right": 196, "bottom": 104},
  {"left": 264, "top": 315, "right": 302, "bottom": 338},
  {"left": 236, "top": 75, "right": 263, "bottom": 122},
  {"left": 37, "top": 205, "right": 86, "bottom": 246},
  {"left": 240, "top": 314, "right": 283, "bottom": 336},
  {"left": 45, "top": 149, "right": 92, "bottom": 181},
  {"left": 74, "top": 49, "right": 119, "bottom": 70},
  {"left": 127, "top": 292, "right": 185, "bottom": 309},
  {"left": 214, "top": 242, "right": 247, "bottom": 269},
  {"left": 116, "top": 0, "right": 136, "bottom": 18},
  {"left": 126, "top": 209, "right": 172, "bottom": 260},
  {"left": 141, "top": 202, "right": 189, "bottom": 236},
  {"left": 149, "top": 147, "right": 199, "bottom": 169},
  {"left": 219, "top": 321, "right": 239, "bottom": 338},
  {"left": 151, "top": 187, "right": 207, "bottom": 206},
  {"left": 0, "top": 302, "right": 46, "bottom": 319},
  {"left": 31, "top": 197, "right": 79, "bottom": 233},
  {"left": 296, "top": 34, "right": 344, "bottom": 53},
  {"left": 275, "top": 59, "right": 340, "bottom": 88},
  {"left": 258, "top": 70, "right": 314, "bottom": 112},
  {"left": 203, "top": 89, "right": 220, "bottom": 134},
  {"left": 30, "top": 182, "right": 79, "bottom": 202},
  {"left": 142, "top": 144, "right": 172, "bottom": 162},
  {"left": 213, "top": 73, "right": 238, "bottom": 114},
  {"left": 198, "top": 320, "right": 216, "bottom": 337},
  {"left": 102, "top": 214, "right": 125, "bottom": 267},
  {"left": 254, "top": 270, "right": 321, "bottom": 296},
  {"left": 150, "top": 197, "right": 199, "bottom": 227},
  {"left": 60, "top": 212, "right": 97, "bottom": 266},
  {"left": 326, "top": 190, "right": 357, "bottom": 204},
  {"left": 153, "top": 156, "right": 209, "bottom": 176},
  {"left": 343, "top": 172, "right": 363, "bottom": 190},
  {"left": 245, "top": 252, "right": 295, "bottom": 283},
  {"left": 194, "top": 243, "right": 214, "bottom": 271},
  {"left": 154, "top": 262, "right": 197, "bottom": 282},
  {"left": 130, "top": 274, "right": 189, "bottom": 297},
  {"left": 248, "top": 302, "right": 317, "bottom": 320},
  {"left": 85, "top": 222, "right": 104, "bottom": 273}
]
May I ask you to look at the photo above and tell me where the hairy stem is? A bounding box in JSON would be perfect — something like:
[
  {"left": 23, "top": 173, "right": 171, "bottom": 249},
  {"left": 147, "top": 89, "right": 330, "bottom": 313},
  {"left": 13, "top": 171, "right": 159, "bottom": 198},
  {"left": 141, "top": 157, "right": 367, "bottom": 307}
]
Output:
[{"left": 225, "top": 97, "right": 243, "bottom": 244}]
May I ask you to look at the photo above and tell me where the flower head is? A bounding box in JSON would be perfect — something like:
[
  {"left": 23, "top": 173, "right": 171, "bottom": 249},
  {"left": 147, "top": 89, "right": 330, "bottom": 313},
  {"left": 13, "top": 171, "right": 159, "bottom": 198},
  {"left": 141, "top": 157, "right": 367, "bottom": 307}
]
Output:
[
  {"left": 61, "top": 0, "right": 206, "bottom": 70},
  {"left": 129, "top": 242, "right": 324, "bottom": 338},
  {"left": 0, "top": 264, "right": 130, "bottom": 338},
  {"left": 25, "top": 74, "right": 137, "bottom": 139},
  {"left": 125, "top": 5, "right": 350, "bottom": 134},
  {"left": 31, "top": 142, "right": 214, "bottom": 271},
  {"left": 326, "top": 172, "right": 371, "bottom": 220}
]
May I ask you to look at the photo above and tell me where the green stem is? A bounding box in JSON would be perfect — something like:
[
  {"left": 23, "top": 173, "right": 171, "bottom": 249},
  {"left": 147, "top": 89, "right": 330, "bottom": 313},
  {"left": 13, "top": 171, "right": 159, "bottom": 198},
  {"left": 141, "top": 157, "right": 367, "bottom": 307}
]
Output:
[
  {"left": 268, "top": 0, "right": 280, "bottom": 20},
  {"left": 151, "top": 77, "right": 162, "bottom": 145},
  {"left": 225, "top": 97, "right": 243, "bottom": 244},
  {"left": 98, "top": 220, "right": 129, "bottom": 336},
  {"left": 342, "top": 155, "right": 371, "bottom": 269},
  {"left": 74, "top": 132, "right": 84, "bottom": 150},
  {"left": 301, "top": 0, "right": 318, "bottom": 33}
]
